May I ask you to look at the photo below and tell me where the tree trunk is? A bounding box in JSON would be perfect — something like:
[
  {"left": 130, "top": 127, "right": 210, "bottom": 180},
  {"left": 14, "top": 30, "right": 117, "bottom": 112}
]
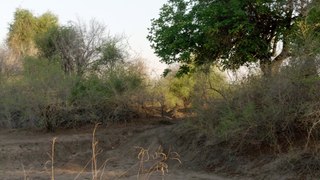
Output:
[{"left": 261, "top": 38, "right": 290, "bottom": 77}]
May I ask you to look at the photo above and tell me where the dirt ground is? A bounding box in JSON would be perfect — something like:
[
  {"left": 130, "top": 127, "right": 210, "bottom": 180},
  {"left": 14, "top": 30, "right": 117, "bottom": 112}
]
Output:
[
  {"left": 0, "top": 118, "right": 303, "bottom": 180},
  {"left": 0, "top": 119, "right": 243, "bottom": 180}
]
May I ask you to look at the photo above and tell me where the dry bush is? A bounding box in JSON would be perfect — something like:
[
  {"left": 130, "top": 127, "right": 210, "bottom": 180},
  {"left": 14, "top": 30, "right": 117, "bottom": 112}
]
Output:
[
  {"left": 0, "top": 54, "right": 151, "bottom": 131},
  {"left": 0, "top": 45, "right": 22, "bottom": 77},
  {"left": 69, "top": 60, "right": 148, "bottom": 124},
  {"left": 0, "top": 56, "right": 75, "bottom": 129},
  {"left": 187, "top": 58, "right": 320, "bottom": 177},
  {"left": 193, "top": 61, "right": 320, "bottom": 154},
  {"left": 280, "top": 151, "right": 320, "bottom": 178}
]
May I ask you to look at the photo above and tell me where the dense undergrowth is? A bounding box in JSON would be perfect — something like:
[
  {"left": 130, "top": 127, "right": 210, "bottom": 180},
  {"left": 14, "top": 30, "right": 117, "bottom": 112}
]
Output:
[
  {"left": 0, "top": 56, "right": 149, "bottom": 130},
  {"left": 189, "top": 58, "right": 320, "bottom": 177},
  {"left": 195, "top": 67, "right": 320, "bottom": 151}
]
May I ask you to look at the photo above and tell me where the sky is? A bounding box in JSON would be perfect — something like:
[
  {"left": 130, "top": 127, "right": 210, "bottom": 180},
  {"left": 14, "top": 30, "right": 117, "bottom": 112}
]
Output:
[{"left": 0, "top": 0, "right": 168, "bottom": 76}]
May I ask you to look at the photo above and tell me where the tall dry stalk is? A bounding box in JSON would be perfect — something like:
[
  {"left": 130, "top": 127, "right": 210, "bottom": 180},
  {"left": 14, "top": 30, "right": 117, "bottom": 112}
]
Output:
[
  {"left": 22, "top": 164, "right": 28, "bottom": 180},
  {"left": 74, "top": 123, "right": 111, "bottom": 180},
  {"left": 92, "top": 123, "right": 100, "bottom": 180},
  {"left": 51, "top": 137, "right": 57, "bottom": 180}
]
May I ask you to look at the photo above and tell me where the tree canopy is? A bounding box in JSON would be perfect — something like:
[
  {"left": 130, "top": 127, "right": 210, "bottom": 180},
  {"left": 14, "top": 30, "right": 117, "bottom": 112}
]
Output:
[
  {"left": 148, "top": 0, "right": 314, "bottom": 75},
  {"left": 7, "top": 9, "right": 58, "bottom": 57},
  {"left": 35, "top": 19, "right": 128, "bottom": 76}
]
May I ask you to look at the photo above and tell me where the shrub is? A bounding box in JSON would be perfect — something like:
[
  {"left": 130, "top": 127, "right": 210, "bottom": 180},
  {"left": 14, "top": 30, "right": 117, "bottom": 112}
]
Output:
[
  {"left": 144, "top": 65, "right": 227, "bottom": 119},
  {"left": 0, "top": 56, "right": 76, "bottom": 129},
  {"left": 192, "top": 63, "right": 320, "bottom": 153},
  {"left": 0, "top": 56, "right": 149, "bottom": 130},
  {"left": 70, "top": 61, "right": 147, "bottom": 123}
]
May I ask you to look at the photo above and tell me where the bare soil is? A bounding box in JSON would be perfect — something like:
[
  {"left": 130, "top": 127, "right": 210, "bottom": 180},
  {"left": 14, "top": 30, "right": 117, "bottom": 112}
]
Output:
[
  {"left": 0, "top": 119, "right": 239, "bottom": 180},
  {"left": 0, "top": 119, "right": 303, "bottom": 180}
]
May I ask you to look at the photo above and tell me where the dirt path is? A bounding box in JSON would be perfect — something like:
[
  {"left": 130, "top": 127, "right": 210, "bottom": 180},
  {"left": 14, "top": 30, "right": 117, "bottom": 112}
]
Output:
[{"left": 0, "top": 121, "right": 237, "bottom": 180}]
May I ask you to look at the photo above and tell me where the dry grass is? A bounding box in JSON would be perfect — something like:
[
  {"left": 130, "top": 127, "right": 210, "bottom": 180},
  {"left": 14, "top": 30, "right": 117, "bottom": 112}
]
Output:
[
  {"left": 73, "top": 123, "right": 110, "bottom": 180},
  {"left": 44, "top": 137, "right": 57, "bottom": 180},
  {"left": 91, "top": 123, "right": 99, "bottom": 179},
  {"left": 135, "top": 145, "right": 181, "bottom": 180},
  {"left": 43, "top": 123, "right": 110, "bottom": 180},
  {"left": 39, "top": 123, "right": 182, "bottom": 180},
  {"left": 51, "top": 137, "right": 57, "bottom": 180}
]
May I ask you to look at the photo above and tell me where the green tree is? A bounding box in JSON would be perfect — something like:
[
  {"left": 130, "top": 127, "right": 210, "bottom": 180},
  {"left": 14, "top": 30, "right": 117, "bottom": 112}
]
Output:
[
  {"left": 36, "top": 19, "right": 127, "bottom": 76},
  {"left": 148, "top": 0, "right": 312, "bottom": 76},
  {"left": 288, "top": 0, "right": 320, "bottom": 76},
  {"left": 7, "top": 9, "right": 58, "bottom": 58},
  {"left": 7, "top": 9, "right": 37, "bottom": 57},
  {"left": 95, "top": 37, "right": 127, "bottom": 72},
  {"left": 36, "top": 12, "right": 59, "bottom": 34},
  {"left": 36, "top": 25, "right": 81, "bottom": 74}
]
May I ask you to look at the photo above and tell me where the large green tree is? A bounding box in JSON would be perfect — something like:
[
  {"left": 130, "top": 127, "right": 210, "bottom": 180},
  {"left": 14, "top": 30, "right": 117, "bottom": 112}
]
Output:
[{"left": 148, "top": 0, "right": 313, "bottom": 76}]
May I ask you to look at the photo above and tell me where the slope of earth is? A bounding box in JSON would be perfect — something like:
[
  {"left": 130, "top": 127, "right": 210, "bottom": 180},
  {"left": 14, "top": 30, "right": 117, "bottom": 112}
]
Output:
[
  {"left": 0, "top": 119, "right": 235, "bottom": 180},
  {"left": 0, "top": 119, "right": 297, "bottom": 179}
]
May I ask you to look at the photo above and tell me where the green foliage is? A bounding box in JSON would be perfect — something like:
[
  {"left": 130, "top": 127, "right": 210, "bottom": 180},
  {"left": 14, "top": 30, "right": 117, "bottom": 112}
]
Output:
[
  {"left": 153, "top": 70, "right": 195, "bottom": 112},
  {"left": 71, "top": 65, "right": 143, "bottom": 103},
  {"left": 193, "top": 65, "right": 320, "bottom": 153},
  {"left": 70, "top": 61, "right": 146, "bottom": 123},
  {"left": 0, "top": 55, "right": 147, "bottom": 130},
  {"left": 22, "top": 56, "right": 72, "bottom": 92},
  {"left": 35, "top": 26, "right": 60, "bottom": 60},
  {"left": 148, "top": 0, "right": 310, "bottom": 74},
  {"left": 168, "top": 74, "right": 195, "bottom": 108},
  {"left": 292, "top": 1, "right": 320, "bottom": 56},
  {"left": 8, "top": 9, "right": 37, "bottom": 57},
  {"left": 70, "top": 75, "right": 106, "bottom": 105},
  {"left": 1, "top": 13, "right": 150, "bottom": 130},
  {"left": 36, "top": 12, "right": 59, "bottom": 34},
  {"left": 35, "top": 25, "right": 81, "bottom": 74},
  {"left": 193, "top": 66, "right": 227, "bottom": 99},
  {"left": 95, "top": 38, "right": 127, "bottom": 70},
  {"left": 35, "top": 20, "right": 126, "bottom": 76},
  {"left": 2, "top": 9, "right": 164, "bottom": 130},
  {"left": 0, "top": 56, "right": 75, "bottom": 129},
  {"left": 162, "top": 68, "right": 172, "bottom": 77},
  {"left": 152, "top": 65, "right": 226, "bottom": 118},
  {"left": 7, "top": 8, "right": 58, "bottom": 57}
]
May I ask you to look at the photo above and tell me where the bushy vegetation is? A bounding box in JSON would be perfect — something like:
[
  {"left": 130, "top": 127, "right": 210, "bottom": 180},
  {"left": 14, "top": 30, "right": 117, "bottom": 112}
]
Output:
[
  {"left": 194, "top": 65, "right": 320, "bottom": 150},
  {"left": 0, "top": 9, "right": 156, "bottom": 131},
  {"left": 0, "top": 57, "right": 73, "bottom": 128},
  {"left": 70, "top": 61, "right": 147, "bottom": 123},
  {"left": 146, "top": 0, "right": 320, "bottom": 176},
  {"left": 0, "top": 56, "right": 150, "bottom": 130},
  {"left": 149, "top": 0, "right": 320, "bottom": 151},
  {"left": 0, "top": 8, "right": 203, "bottom": 131},
  {"left": 4, "top": 3, "right": 320, "bottom": 177}
]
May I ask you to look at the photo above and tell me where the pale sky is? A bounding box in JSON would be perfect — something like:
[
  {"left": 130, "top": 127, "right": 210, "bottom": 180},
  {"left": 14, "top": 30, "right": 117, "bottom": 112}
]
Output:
[{"left": 0, "top": 0, "right": 168, "bottom": 76}]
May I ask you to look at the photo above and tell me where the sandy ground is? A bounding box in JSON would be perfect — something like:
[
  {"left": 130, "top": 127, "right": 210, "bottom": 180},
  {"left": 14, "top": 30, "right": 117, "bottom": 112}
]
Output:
[{"left": 0, "top": 120, "right": 238, "bottom": 180}]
